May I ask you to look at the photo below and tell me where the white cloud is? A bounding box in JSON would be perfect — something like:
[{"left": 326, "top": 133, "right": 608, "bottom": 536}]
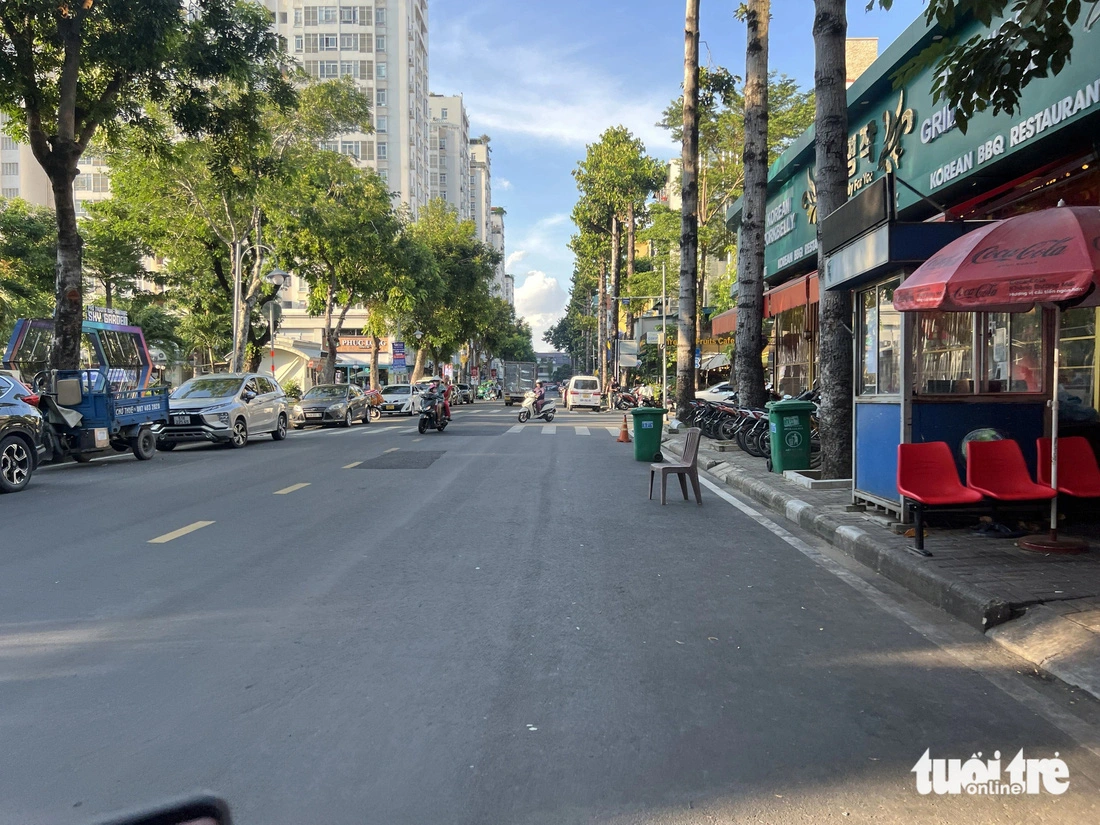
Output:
[
  {"left": 432, "top": 21, "right": 677, "bottom": 154},
  {"left": 514, "top": 269, "right": 569, "bottom": 347},
  {"left": 498, "top": 178, "right": 513, "bottom": 191},
  {"left": 505, "top": 250, "right": 528, "bottom": 270}
]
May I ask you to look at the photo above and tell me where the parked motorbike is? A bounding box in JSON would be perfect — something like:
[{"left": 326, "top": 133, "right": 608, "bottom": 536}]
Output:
[
  {"left": 518, "top": 390, "right": 556, "bottom": 423},
  {"left": 417, "top": 389, "right": 448, "bottom": 433},
  {"left": 613, "top": 390, "right": 639, "bottom": 410}
]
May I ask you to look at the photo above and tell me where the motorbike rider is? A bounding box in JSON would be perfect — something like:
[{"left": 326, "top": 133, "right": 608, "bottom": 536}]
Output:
[
  {"left": 442, "top": 378, "right": 453, "bottom": 420},
  {"left": 533, "top": 381, "right": 546, "bottom": 414}
]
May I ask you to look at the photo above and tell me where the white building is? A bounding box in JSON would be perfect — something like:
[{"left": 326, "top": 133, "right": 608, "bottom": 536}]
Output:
[
  {"left": 265, "top": 0, "right": 430, "bottom": 216},
  {"left": 429, "top": 94, "right": 471, "bottom": 220},
  {"left": 489, "top": 206, "right": 508, "bottom": 301},
  {"left": 469, "top": 137, "right": 492, "bottom": 244}
]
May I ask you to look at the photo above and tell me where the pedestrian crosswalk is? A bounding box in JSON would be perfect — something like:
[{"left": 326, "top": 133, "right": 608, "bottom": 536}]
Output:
[{"left": 505, "top": 424, "right": 621, "bottom": 436}]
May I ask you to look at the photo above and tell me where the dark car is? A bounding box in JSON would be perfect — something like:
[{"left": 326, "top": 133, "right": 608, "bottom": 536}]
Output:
[
  {"left": 0, "top": 372, "right": 46, "bottom": 493},
  {"left": 456, "top": 383, "right": 474, "bottom": 404},
  {"left": 291, "top": 384, "right": 371, "bottom": 428}
]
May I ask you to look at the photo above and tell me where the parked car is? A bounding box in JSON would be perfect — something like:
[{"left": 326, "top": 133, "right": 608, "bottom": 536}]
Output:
[
  {"left": 564, "top": 375, "right": 602, "bottom": 411},
  {"left": 152, "top": 373, "right": 288, "bottom": 450},
  {"left": 456, "top": 383, "right": 474, "bottom": 404},
  {"left": 379, "top": 384, "right": 416, "bottom": 415},
  {"left": 291, "top": 384, "right": 371, "bottom": 428},
  {"left": 695, "top": 382, "right": 737, "bottom": 402},
  {"left": 0, "top": 373, "right": 45, "bottom": 493}
]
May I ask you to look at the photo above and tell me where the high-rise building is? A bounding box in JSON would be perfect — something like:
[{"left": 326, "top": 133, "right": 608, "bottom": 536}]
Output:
[
  {"left": 469, "top": 137, "right": 492, "bottom": 244},
  {"left": 489, "top": 206, "right": 508, "bottom": 301},
  {"left": 265, "top": 1, "right": 430, "bottom": 216},
  {"left": 428, "top": 94, "right": 470, "bottom": 221}
]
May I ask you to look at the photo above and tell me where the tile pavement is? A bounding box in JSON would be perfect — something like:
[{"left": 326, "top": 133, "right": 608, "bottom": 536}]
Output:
[{"left": 661, "top": 430, "right": 1100, "bottom": 699}]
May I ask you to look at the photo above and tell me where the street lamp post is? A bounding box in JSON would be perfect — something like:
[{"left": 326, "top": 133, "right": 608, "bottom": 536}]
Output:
[{"left": 264, "top": 269, "right": 289, "bottom": 378}]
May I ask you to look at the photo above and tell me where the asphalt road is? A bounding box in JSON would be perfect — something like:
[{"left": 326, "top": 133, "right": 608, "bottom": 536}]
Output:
[{"left": 2, "top": 398, "right": 1100, "bottom": 824}]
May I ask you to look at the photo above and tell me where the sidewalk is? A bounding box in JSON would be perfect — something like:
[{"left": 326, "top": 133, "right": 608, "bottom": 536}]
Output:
[{"left": 661, "top": 430, "right": 1100, "bottom": 701}]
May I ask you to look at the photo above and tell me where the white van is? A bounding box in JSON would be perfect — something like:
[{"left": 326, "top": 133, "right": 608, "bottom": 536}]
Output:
[{"left": 565, "top": 375, "right": 602, "bottom": 411}]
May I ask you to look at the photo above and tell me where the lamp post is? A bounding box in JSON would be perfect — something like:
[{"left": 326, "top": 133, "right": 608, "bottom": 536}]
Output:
[{"left": 264, "top": 269, "right": 289, "bottom": 378}]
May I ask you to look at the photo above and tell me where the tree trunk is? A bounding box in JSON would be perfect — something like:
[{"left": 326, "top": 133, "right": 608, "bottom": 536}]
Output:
[
  {"left": 597, "top": 263, "right": 608, "bottom": 391},
  {"left": 610, "top": 213, "right": 621, "bottom": 382},
  {"left": 370, "top": 335, "right": 381, "bottom": 389},
  {"left": 48, "top": 168, "right": 84, "bottom": 371},
  {"left": 813, "top": 0, "right": 852, "bottom": 479},
  {"left": 104, "top": 280, "right": 113, "bottom": 309},
  {"left": 411, "top": 347, "right": 427, "bottom": 382},
  {"left": 626, "top": 201, "right": 637, "bottom": 341},
  {"left": 735, "top": 0, "right": 770, "bottom": 410},
  {"left": 676, "top": 0, "right": 700, "bottom": 419}
]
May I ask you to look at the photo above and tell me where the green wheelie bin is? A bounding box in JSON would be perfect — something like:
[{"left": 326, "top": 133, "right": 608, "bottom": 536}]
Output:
[
  {"left": 766, "top": 399, "right": 815, "bottom": 473},
  {"left": 630, "top": 407, "right": 665, "bottom": 462}
]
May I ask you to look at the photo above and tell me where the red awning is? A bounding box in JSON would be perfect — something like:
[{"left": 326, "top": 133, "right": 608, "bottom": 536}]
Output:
[
  {"left": 710, "top": 307, "right": 737, "bottom": 335},
  {"left": 894, "top": 206, "right": 1100, "bottom": 312},
  {"left": 765, "top": 273, "right": 819, "bottom": 317}
]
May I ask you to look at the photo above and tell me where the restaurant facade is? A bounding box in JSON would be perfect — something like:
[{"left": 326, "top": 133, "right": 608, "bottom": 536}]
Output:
[{"left": 727, "top": 8, "right": 1100, "bottom": 514}]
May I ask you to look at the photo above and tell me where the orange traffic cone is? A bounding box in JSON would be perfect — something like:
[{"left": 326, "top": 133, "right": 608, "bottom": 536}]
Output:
[{"left": 617, "top": 414, "right": 632, "bottom": 443}]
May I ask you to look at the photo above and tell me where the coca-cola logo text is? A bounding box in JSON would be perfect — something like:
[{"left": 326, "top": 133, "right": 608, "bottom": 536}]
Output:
[
  {"left": 953, "top": 282, "right": 999, "bottom": 301},
  {"left": 970, "top": 238, "right": 1072, "bottom": 265}
]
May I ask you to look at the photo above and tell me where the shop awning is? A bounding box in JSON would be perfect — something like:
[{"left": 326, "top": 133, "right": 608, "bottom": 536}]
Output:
[
  {"left": 765, "top": 273, "right": 819, "bottom": 317},
  {"left": 710, "top": 307, "right": 737, "bottom": 335}
]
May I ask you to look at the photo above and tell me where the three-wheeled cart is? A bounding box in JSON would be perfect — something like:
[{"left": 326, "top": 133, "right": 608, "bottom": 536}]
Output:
[{"left": 35, "top": 370, "right": 169, "bottom": 463}]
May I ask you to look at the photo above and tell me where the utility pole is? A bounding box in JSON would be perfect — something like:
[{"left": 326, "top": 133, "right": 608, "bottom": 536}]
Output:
[{"left": 661, "top": 260, "right": 668, "bottom": 409}]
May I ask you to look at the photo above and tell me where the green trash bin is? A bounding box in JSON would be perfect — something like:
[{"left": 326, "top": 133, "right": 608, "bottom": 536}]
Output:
[
  {"left": 630, "top": 407, "right": 666, "bottom": 462},
  {"left": 767, "top": 399, "right": 815, "bottom": 473}
]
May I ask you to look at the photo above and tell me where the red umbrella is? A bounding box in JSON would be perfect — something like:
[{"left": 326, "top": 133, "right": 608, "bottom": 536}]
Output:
[
  {"left": 893, "top": 206, "right": 1100, "bottom": 552},
  {"left": 893, "top": 206, "right": 1100, "bottom": 312}
]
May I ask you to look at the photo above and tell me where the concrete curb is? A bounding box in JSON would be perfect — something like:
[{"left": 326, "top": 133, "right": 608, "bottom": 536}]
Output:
[{"left": 662, "top": 437, "right": 1011, "bottom": 630}]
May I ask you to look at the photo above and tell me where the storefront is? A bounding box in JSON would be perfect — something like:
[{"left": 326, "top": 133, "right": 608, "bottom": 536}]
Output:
[{"left": 726, "top": 6, "right": 1100, "bottom": 512}]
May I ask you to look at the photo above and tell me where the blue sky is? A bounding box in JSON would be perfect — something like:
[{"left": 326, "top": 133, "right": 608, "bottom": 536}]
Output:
[{"left": 430, "top": 0, "right": 929, "bottom": 346}]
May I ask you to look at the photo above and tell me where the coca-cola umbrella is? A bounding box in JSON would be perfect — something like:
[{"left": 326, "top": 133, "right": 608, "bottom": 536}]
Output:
[{"left": 894, "top": 205, "right": 1100, "bottom": 552}]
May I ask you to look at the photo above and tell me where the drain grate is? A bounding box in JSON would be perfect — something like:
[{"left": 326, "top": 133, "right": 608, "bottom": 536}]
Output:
[{"left": 358, "top": 450, "right": 445, "bottom": 469}]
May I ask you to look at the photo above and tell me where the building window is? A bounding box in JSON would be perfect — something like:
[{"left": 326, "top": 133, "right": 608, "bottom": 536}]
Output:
[
  {"left": 294, "top": 35, "right": 304, "bottom": 52},
  {"left": 339, "top": 6, "right": 358, "bottom": 23},
  {"left": 319, "top": 61, "right": 339, "bottom": 78},
  {"left": 440, "top": 108, "right": 448, "bottom": 120},
  {"left": 376, "top": 88, "right": 387, "bottom": 106},
  {"left": 376, "top": 62, "right": 386, "bottom": 79},
  {"left": 430, "top": 172, "right": 438, "bottom": 186},
  {"left": 304, "top": 6, "right": 317, "bottom": 25},
  {"left": 375, "top": 35, "right": 385, "bottom": 52},
  {"left": 362, "top": 140, "right": 374, "bottom": 161},
  {"left": 440, "top": 173, "right": 447, "bottom": 185},
  {"left": 321, "top": 33, "right": 338, "bottom": 50},
  {"left": 320, "top": 140, "right": 339, "bottom": 153},
  {"left": 375, "top": 115, "right": 387, "bottom": 133},
  {"left": 1061, "top": 307, "right": 1099, "bottom": 412},
  {"left": 378, "top": 169, "right": 388, "bottom": 183},
  {"left": 774, "top": 305, "right": 814, "bottom": 398},
  {"left": 340, "top": 33, "right": 357, "bottom": 50},
  {"left": 985, "top": 309, "right": 1043, "bottom": 393},
  {"left": 340, "top": 61, "right": 357, "bottom": 77},
  {"left": 375, "top": 7, "right": 386, "bottom": 25},
  {"left": 1, "top": 135, "right": 16, "bottom": 150},
  {"left": 359, "top": 33, "right": 372, "bottom": 52},
  {"left": 304, "top": 33, "right": 319, "bottom": 52},
  {"left": 318, "top": 6, "right": 337, "bottom": 23},
  {"left": 341, "top": 140, "right": 360, "bottom": 159},
  {"left": 1, "top": 162, "right": 18, "bottom": 176},
  {"left": 858, "top": 279, "right": 901, "bottom": 395},
  {"left": 377, "top": 142, "right": 387, "bottom": 160},
  {"left": 1, "top": 188, "right": 18, "bottom": 199},
  {"left": 295, "top": 8, "right": 303, "bottom": 25},
  {"left": 360, "top": 60, "right": 373, "bottom": 79},
  {"left": 437, "top": 138, "right": 446, "bottom": 151},
  {"left": 279, "top": 12, "right": 287, "bottom": 23}
]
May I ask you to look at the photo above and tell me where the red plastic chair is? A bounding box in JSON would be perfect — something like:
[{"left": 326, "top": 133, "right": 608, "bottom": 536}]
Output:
[
  {"left": 966, "top": 439, "right": 1057, "bottom": 502},
  {"left": 897, "top": 442, "right": 983, "bottom": 556},
  {"left": 1037, "top": 437, "right": 1100, "bottom": 498}
]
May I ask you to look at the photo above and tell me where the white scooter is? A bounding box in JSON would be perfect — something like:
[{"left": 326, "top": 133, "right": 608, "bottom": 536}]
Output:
[{"left": 518, "top": 390, "right": 556, "bottom": 423}]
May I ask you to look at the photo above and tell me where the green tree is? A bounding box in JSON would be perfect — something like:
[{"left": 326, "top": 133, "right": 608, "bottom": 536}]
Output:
[
  {"left": 874, "top": 0, "right": 1091, "bottom": 132},
  {"left": 269, "top": 149, "right": 400, "bottom": 383},
  {"left": 0, "top": 198, "right": 56, "bottom": 341},
  {"left": 81, "top": 198, "right": 147, "bottom": 308},
  {"left": 0, "top": 0, "right": 292, "bottom": 370}
]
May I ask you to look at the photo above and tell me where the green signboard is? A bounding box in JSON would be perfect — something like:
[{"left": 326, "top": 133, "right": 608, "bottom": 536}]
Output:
[{"left": 756, "top": 12, "right": 1100, "bottom": 282}]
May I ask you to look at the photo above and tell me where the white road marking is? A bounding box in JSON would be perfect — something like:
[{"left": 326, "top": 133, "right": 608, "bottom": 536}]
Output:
[
  {"left": 506, "top": 425, "right": 524, "bottom": 433},
  {"left": 699, "top": 475, "right": 1100, "bottom": 759},
  {"left": 343, "top": 461, "right": 362, "bottom": 469},
  {"left": 575, "top": 426, "right": 590, "bottom": 436},
  {"left": 148, "top": 521, "right": 215, "bottom": 544},
  {"left": 605, "top": 427, "right": 620, "bottom": 436},
  {"left": 274, "top": 482, "right": 311, "bottom": 495},
  {"left": 542, "top": 425, "right": 557, "bottom": 435},
  {"left": 383, "top": 448, "right": 399, "bottom": 454}
]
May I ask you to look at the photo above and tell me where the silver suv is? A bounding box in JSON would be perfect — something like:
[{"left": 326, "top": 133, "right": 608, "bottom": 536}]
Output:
[{"left": 153, "top": 373, "right": 289, "bottom": 450}]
